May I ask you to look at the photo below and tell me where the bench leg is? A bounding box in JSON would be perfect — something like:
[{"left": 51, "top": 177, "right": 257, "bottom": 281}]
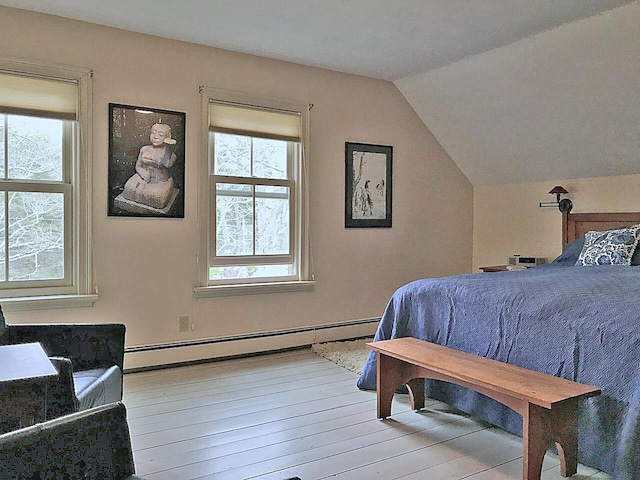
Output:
[
  {"left": 523, "top": 401, "right": 578, "bottom": 480},
  {"left": 376, "top": 353, "right": 401, "bottom": 419},
  {"left": 376, "top": 354, "right": 426, "bottom": 418},
  {"left": 407, "top": 378, "right": 425, "bottom": 411},
  {"left": 553, "top": 401, "right": 578, "bottom": 477}
]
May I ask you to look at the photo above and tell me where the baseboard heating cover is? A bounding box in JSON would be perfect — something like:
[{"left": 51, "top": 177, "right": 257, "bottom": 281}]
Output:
[{"left": 124, "top": 317, "right": 380, "bottom": 372}]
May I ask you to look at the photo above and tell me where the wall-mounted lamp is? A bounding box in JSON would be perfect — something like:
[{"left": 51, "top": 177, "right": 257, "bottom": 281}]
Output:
[{"left": 539, "top": 185, "right": 573, "bottom": 213}]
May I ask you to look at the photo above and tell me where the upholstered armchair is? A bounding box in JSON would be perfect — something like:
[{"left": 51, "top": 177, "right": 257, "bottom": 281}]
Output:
[
  {"left": 0, "top": 306, "right": 126, "bottom": 419},
  {"left": 0, "top": 402, "right": 145, "bottom": 479}
]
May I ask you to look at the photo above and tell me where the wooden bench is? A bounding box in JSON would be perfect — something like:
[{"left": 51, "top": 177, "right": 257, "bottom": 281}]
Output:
[{"left": 367, "top": 338, "right": 601, "bottom": 480}]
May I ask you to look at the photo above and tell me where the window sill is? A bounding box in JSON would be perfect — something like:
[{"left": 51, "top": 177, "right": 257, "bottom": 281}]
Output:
[
  {"left": 0, "top": 294, "right": 99, "bottom": 312},
  {"left": 194, "top": 280, "right": 315, "bottom": 298}
]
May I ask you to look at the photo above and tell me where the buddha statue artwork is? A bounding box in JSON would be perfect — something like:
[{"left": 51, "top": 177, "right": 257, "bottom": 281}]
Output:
[
  {"left": 108, "top": 104, "right": 185, "bottom": 218},
  {"left": 113, "top": 122, "right": 181, "bottom": 215}
]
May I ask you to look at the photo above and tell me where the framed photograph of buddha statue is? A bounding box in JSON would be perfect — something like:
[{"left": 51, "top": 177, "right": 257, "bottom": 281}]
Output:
[{"left": 108, "top": 103, "right": 186, "bottom": 218}]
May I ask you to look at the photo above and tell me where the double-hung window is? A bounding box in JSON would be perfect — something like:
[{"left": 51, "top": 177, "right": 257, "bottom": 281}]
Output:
[
  {"left": 0, "top": 60, "right": 93, "bottom": 307},
  {"left": 198, "top": 89, "right": 312, "bottom": 294}
]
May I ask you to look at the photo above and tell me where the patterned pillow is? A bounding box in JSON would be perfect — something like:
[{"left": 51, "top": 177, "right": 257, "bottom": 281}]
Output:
[{"left": 576, "top": 224, "right": 640, "bottom": 266}]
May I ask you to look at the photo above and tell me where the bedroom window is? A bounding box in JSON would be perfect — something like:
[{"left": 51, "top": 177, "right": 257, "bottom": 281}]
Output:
[
  {"left": 0, "top": 62, "right": 94, "bottom": 308},
  {"left": 197, "top": 89, "right": 312, "bottom": 295},
  {"left": 0, "top": 114, "right": 70, "bottom": 284}
]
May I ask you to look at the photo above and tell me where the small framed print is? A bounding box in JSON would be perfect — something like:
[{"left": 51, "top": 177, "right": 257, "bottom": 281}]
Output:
[
  {"left": 345, "top": 142, "right": 392, "bottom": 228},
  {"left": 108, "top": 103, "right": 186, "bottom": 218}
]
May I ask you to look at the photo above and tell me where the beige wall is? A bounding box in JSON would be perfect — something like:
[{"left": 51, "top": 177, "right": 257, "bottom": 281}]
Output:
[
  {"left": 0, "top": 7, "right": 473, "bottom": 365},
  {"left": 473, "top": 174, "right": 640, "bottom": 271}
]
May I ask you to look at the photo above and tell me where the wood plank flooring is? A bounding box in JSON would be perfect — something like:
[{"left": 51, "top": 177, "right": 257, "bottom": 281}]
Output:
[{"left": 123, "top": 348, "right": 612, "bottom": 480}]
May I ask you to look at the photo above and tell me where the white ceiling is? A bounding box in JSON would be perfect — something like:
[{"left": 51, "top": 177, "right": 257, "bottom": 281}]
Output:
[
  {"left": 397, "top": 1, "right": 640, "bottom": 185},
  {"left": 1, "top": 0, "right": 638, "bottom": 185},
  {"left": 0, "top": 0, "right": 631, "bottom": 81}
]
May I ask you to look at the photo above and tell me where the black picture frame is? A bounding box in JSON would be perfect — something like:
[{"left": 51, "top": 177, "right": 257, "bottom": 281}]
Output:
[
  {"left": 345, "top": 142, "right": 392, "bottom": 228},
  {"left": 108, "top": 103, "right": 186, "bottom": 218}
]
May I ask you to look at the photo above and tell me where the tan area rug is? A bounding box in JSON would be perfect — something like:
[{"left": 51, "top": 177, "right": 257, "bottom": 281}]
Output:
[{"left": 311, "top": 338, "right": 373, "bottom": 376}]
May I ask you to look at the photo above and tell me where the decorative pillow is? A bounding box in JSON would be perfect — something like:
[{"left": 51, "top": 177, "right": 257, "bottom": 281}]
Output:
[
  {"left": 576, "top": 224, "right": 640, "bottom": 266},
  {"left": 553, "top": 237, "right": 585, "bottom": 264}
]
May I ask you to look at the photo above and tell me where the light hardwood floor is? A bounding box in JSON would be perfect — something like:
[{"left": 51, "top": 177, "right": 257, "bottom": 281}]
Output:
[{"left": 123, "top": 348, "right": 612, "bottom": 480}]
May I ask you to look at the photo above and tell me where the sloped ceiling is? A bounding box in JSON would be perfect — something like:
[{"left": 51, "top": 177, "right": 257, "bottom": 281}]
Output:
[
  {"left": 0, "top": 0, "right": 638, "bottom": 185},
  {"left": 396, "top": 2, "right": 640, "bottom": 185}
]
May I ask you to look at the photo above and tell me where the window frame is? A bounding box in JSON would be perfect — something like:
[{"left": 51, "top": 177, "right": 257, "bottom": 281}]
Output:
[
  {"left": 0, "top": 117, "right": 73, "bottom": 290},
  {"left": 0, "top": 57, "right": 96, "bottom": 310},
  {"left": 209, "top": 137, "right": 296, "bottom": 278},
  {"left": 196, "top": 88, "right": 313, "bottom": 296}
]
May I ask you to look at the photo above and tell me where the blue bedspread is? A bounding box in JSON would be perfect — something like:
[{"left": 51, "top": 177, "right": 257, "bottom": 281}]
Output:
[{"left": 357, "top": 263, "right": 640, "bottom": 479}]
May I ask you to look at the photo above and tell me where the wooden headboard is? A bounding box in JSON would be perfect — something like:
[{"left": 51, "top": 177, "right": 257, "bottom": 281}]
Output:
[{"left": 563, "top": 211, "right": 640, "bottom": 247}]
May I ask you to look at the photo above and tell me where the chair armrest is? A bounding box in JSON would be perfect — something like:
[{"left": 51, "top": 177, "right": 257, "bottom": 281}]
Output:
[
  {"left": 3, "top": 323, "right": 125, "bottom": 372},
  {"left": 47, "top": 357, "right": 79, "bottom": 418},
  {"left": 0, "top": 402, "right": 138, "bottom": 479}
]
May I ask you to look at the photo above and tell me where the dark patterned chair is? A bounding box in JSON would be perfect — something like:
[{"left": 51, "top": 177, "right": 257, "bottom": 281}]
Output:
[
  {"left": 0, "top": 306, "right": 126, "bottom": 420},
  {"left": 0, "top": 402, "right": 145, "bottom": 479}
]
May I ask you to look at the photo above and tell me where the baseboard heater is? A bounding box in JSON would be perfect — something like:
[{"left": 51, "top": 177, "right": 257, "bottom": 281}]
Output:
[{"left": 123, "top": 317, "right": 380, "bottom": 372}]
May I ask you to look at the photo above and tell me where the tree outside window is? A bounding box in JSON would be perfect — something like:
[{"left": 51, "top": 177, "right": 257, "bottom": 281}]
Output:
[
  {"left": 211, "top": 132, "right": 294, "bottom": 281},
  {"left": 0, "top": 114, "right": 67, "bottom": 283}
]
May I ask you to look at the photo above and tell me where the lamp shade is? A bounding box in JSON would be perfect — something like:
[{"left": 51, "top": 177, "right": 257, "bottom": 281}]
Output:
[{"left": 549, "top": 186, "right": 568, "bottom": 195}]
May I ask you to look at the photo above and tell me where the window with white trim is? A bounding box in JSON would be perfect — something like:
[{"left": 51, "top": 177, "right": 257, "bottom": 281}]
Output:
[
  {"left": 0, "top": 61, "right": 93, "bottom": 304},
  {"left": 199, "top": 90, "right": 311, "bottom": 291}
]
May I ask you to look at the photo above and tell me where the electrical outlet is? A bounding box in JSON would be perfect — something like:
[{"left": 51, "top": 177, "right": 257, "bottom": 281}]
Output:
[{"left": 179, "top": 315, "right": 189, "bottom": 332}]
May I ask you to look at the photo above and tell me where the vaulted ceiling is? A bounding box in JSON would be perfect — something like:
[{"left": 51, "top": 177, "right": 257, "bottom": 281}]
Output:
[{"left": 1, "top": 0, "right": 638, "bottom": 185}]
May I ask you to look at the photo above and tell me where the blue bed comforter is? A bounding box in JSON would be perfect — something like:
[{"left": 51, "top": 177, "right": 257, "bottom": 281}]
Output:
[{"left": 357, "top": 263, "right": 640, "bottom": 479}]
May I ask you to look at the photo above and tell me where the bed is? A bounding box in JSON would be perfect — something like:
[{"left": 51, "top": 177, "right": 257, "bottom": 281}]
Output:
[{"left": 357, "top": 211, "right": 640, "bottom": 480}]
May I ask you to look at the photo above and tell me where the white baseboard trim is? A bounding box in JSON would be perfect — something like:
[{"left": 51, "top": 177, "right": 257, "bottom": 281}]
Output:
[{"left": 123, "top": 318, "right": 379, "bottom": 372}]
